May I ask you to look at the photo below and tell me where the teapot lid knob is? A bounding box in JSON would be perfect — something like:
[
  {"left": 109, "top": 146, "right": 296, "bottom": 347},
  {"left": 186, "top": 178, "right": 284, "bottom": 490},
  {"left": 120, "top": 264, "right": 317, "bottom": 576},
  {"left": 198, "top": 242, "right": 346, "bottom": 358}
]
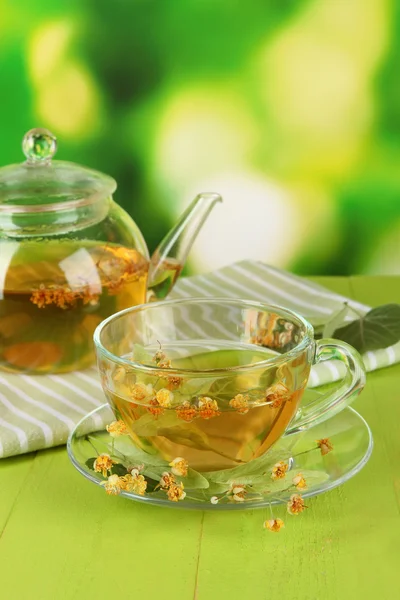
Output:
[{"left": 22, "top": 128, "right": 57, "bottom": 165}]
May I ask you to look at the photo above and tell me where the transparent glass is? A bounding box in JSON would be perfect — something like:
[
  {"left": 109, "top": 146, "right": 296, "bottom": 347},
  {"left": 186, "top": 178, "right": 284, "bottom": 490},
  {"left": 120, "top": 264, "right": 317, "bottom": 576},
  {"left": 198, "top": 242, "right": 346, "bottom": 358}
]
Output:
[
  {"left": 0, "top": 198, "right": 149, "bottom": 374},
  {"left": 94, "top": 298, "right": 366, "bottom": 473},
  {"left": 0, "top": 129, "right": 221, "bottom": 374},
  {"left": 67, "top": 402, "right": 373, "bottom": 509}
]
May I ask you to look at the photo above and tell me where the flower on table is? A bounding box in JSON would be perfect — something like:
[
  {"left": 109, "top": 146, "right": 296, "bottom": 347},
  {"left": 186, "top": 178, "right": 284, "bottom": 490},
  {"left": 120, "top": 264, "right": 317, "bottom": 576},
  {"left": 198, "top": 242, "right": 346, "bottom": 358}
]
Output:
[
  {"left": 106, "top": 420, "right": 128, "bottom": 437},
  {"left": 101, "top": 474, "right": 124, "bottom": 495},
  {"left": 93, "top": 453, "right": 117, "bottom": 477},
  {"left": 265, "top": 382, "right": 291, "bottom": 409},
  {"left": 198, "top": 397, "right": 221, "bottom": 420},
  {"left": 292, "top": 473, "right": 307, "bottom": 490},
  {"left": 169, "top": 457, "right": 189, "bottom": 477},
  {"left": 166, "top": 482, "right": 186, "bottom": 502},
  {"left": 271, "top": 461, "right": 289, "bottom": 480},
  {"left": 317, "top": 438, "right": 333, "bottom": 456},
  {"left": 229, "top": 394, "right": 249, "bottom": 415},
  {"left": 230, "top": 484, "right": 247, "bottom": 502},
  {"left": 131, "top": 382, "right": 154, "bottom": 402},
  {"left": 263, "top": 518, "right": 285, "bottom": 532},
  {"left": 287, "top": 494, "right": 306, "bottom": 515},
  {"left": 176, "top": 401, "right": 198, "bottom": 422},
  {"left": 156, "top": 388, "right": 174, "bottom": 408}
]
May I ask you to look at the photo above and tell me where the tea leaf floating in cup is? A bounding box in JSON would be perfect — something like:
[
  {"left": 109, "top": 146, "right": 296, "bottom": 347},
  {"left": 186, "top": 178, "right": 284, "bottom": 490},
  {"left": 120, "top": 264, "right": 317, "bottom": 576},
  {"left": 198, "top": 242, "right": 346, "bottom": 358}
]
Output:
[{"left": 331, "top": 303, "right": 400, "bottom": 353}]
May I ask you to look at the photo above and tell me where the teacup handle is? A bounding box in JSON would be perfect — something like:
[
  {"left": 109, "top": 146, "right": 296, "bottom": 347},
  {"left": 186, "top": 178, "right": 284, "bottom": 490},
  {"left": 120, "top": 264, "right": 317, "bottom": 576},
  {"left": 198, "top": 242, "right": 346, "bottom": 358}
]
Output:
[{"left": 285, "top": 339, "right": 366, "bottom": 435}]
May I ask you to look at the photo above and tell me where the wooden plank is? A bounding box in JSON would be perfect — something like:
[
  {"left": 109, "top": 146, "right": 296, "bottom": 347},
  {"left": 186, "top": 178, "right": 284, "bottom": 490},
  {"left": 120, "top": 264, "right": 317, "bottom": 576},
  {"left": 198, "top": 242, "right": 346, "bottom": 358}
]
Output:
[
  {"left": 0, "top": 453, "right": 36, "bottom": 532},
  {"left": 0, "top": 276, "right": 399, "bottom": 599},
  {"left": 194, "top": 277, "right": 400, "bottom": 600},
  {"left": 0, "top": 447, "right": 203, "bottom": 599}
]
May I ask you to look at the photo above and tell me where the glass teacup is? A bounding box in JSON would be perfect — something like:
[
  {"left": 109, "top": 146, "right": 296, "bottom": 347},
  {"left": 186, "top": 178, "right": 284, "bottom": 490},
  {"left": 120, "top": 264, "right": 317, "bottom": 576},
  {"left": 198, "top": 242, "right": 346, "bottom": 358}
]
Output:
[{"left": 94, "top": 298, "right": 366, "bottom": 472}]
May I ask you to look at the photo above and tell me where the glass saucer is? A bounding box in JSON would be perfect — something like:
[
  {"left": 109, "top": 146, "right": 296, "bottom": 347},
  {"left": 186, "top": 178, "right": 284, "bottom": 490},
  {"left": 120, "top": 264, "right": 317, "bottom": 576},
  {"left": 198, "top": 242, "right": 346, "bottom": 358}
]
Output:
[{"left": 67, "top": 403, "right": 373, "bottom": 511}]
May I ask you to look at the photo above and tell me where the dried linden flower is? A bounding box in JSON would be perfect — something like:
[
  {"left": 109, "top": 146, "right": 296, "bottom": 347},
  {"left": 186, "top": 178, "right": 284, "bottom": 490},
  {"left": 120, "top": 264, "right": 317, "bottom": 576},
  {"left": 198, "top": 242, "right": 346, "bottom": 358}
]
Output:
[
  {"left": 263, "top": 518, "right": 285, "bottom": 532},
  {"left": 317, "top": 438, "right": 333, "bottom": 456},
  {"left": 169, "top": 457, "right": 189, "bottom": 477},
  {"left": 271, "top": 461, "right": 289, "bottom": 481},
  {"left": 287, "top": 494, "right": 306, "bottom": 515},
  {"left": 106, "top": 420, "right": 128, "bottom": 437},
  {"left": 93, "top": 454, "right": 117, "bottom": 477}
]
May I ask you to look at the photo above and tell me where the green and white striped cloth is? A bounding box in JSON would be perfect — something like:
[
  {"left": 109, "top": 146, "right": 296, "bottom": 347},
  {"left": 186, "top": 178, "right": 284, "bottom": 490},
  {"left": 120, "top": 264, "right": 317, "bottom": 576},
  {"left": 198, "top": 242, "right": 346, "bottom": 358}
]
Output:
[{"left": 1, "top": 260, "right": 398, "bottom": 458}]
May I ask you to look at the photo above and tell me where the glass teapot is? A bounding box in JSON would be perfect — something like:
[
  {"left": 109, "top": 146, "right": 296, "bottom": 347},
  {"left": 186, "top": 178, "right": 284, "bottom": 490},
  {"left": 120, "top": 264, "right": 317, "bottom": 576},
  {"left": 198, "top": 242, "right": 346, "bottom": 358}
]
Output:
[{"left": 0, "top": 128, "right": 221, "bottom": 375}]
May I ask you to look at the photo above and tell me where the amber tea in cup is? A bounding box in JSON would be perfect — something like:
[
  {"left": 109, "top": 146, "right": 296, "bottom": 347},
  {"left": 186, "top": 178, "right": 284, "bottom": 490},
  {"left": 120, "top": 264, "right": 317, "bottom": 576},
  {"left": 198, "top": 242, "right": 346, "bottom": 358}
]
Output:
[{"left": 95, "top": 299, "right": 366, "bottom": 472}]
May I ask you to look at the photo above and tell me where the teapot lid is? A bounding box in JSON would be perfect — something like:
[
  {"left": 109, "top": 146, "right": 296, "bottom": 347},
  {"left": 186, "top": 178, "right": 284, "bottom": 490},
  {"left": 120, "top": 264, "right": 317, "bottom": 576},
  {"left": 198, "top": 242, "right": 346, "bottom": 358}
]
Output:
[{"left": 0, "top": 128, "right": 116, "bottom": 212}]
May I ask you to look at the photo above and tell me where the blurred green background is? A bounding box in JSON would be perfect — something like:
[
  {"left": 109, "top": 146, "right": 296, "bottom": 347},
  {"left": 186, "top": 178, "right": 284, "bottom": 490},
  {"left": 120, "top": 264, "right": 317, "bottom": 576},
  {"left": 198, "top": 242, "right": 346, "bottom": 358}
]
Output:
[{"left": 1, "top": 0, "right": 399, "bottom": 275}]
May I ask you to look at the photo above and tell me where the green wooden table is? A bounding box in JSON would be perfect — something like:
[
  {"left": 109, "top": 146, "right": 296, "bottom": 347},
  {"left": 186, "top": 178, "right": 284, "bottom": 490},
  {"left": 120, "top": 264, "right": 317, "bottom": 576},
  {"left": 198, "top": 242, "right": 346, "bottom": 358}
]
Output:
[{"left": 1, "top": 276, "right": 400, "bottom": 600}]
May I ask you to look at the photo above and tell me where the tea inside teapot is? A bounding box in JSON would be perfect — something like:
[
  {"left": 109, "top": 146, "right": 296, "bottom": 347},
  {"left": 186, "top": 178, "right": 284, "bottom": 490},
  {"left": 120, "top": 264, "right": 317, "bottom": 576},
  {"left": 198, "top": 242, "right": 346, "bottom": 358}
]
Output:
[{"left": 0, "top": 129, "right": 221, "bottom": 374}]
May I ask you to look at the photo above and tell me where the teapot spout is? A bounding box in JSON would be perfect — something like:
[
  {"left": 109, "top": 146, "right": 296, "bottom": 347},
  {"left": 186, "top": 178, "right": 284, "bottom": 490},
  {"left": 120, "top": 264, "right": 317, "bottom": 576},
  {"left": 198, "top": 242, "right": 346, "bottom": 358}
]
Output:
[{"left": 147, "top": 192, "right": 222, "bottom": 300}]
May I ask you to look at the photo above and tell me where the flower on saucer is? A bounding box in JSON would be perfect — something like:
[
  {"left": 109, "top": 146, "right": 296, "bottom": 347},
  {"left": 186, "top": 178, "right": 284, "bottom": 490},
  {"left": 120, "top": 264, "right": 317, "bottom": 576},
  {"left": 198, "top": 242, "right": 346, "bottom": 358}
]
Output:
[
  {"left": 106, "top": 420, "right": 128, "bottom": 437},
  {"left": 169, "top": 457, "right": 189, "bottom": 477},
  {"left": 210, "top": 496, "right": 219, "bottom": 504},
  {"left": 166, "top": 482, "right": 186, "bottom": 502},
  {"left": 198, "top": 397, "right": 220, "bottom": 419},
  {"left": 156, "top": 388, "right": 174, "bottom": 408},
  {"left": 271, "top": 461, "right": 289, "bottom": 480},
  {"left": 265, "top": 382, "right": 291, "bottom": 409},
  {"left": 292, "top": 473, "right": 307, "bottom": 490},
  {"left": 101, "top": 474, "right": 124, "bottom": 495},
  {"left": 159, "top": 472, "right": 176, "bottom": 489},
  {"left": 122, "top": 471, "right": 147, "bottom": 496},
  {"left": 229, "top": 394, "right": 249, "bottom": 414},
  {"left": 317, "top": 438, "right": 333, "bottom": 456},
  {"left": 131, "top": 382, "right": 154, "bottom": 402},
  {"left": 176, "top": 401, "right": 198, "bottom": 422},
  {"left": 287, "top": 494, "right": 306, "bottom": 515},
  {"left": 230, "top": 484, "right": 247, "bottom": 502},
  {"left": 263, "top": 518, "right": 285, "bottom": 532},
  {"left": 93, "top": 453, "right": 117, "bottom": 477}
]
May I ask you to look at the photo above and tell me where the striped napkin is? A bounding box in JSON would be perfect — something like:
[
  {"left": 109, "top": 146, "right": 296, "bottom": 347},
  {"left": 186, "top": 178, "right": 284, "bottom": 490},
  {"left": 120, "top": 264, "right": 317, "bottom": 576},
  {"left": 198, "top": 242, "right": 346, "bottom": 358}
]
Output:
[{"left": 1, "top": 260, "right": 398, "bottom": 458}]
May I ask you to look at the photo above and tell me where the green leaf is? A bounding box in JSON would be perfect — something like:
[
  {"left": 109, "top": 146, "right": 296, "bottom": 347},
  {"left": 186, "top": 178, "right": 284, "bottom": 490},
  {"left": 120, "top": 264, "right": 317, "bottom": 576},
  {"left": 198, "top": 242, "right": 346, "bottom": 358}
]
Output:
[
  {"left": 333, "top": 303, "right": 400, "bottom": 353},
  {"left": 130, "top": 411, "right": 181, "bottom": 435},
  {"left": 110, "top": 463, "right": 129, "bottom": 476},
  {"left": 203, "top": 447, "right": 286, "bottom": 485},
  {"left": 323, "top": 303, "right": 355, "bottom": 339},
  {"left": 132, "top": 343, "right": 153, "bottom": 365},
  {"left": 85, "top": 457, "right": 96, "bottom": 471}
]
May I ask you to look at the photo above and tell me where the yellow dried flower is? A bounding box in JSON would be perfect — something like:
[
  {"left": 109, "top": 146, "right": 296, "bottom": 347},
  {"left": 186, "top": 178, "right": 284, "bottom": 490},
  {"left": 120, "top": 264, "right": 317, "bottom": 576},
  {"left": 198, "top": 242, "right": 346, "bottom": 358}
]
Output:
[
  {"left": 292, "top": 473, "right": 307, "bottom": 490},
  {"left": 198, "top": 397, "right": 221, "bottom": 420},
  {"left": 287, "top": 493, "right": 306, "bottom": 515},
  {"left": 230, "top": 484, "right": 247, "bottom": 502},
  {"left": 166, "top": 482, "right": 186, "bottom": 502},
  {"left": 229, "top": 394, "right": 249, "bottom": 414},
  {"left": 263, "top": 518, "right": 285, "bottom": 532},
  {"left": 169, "top": 457, "right": 189, "bottom": 477},
  {"left": 93, "top": 453, "right": 117, "bottom": 477},
  {"left": 153, "top": 349, "right": 166, "bottom": 364},
  {"left": 147, "top": 398, "right": 164, "bottom": 417},
  {"left": 106, "top": 420, "right": 128, "bottom": 437},
  {"left": 156, "top": 388, "right": 174, "bottom": 408},
  {"left": 176, "top": 401, "right": 198, "bottom": 422},
  {"left": 167, "top": 375, "right": 183, "bottom": 390},
  {"left": 266, "top": 382, "right": 292, "bottom": 409},
  {"left": 158, "top": 359, "right": 172, "bottom": 369},
  {"left": 101, "top": 474, "right": 123, "bottom": 495},
  {"left": 210, "top": 496, "right": 219, "bottom": 504},
  {"left": 317, "top": 438, "right": 333, "bottom": 456},
  {"left": 131, "top": 382, "right": 154, "bottom": 402},
  {"left": 271, "top": 461, "right": 289, "bottom": 481},
  {"left": 159, "top": 472, "right": 176, "bottom": 489},
  {"left": 122, "top": 472, "right": 147, "bottom": 496}
]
